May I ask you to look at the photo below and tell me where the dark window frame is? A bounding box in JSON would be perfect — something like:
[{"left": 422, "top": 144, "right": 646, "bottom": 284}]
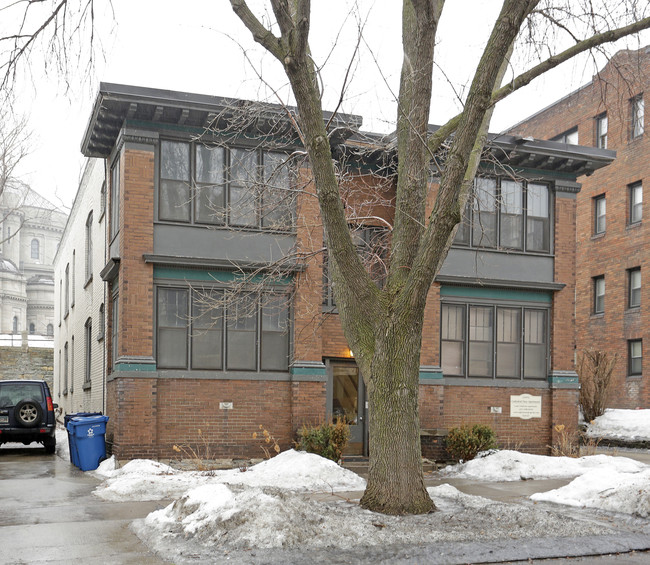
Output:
[
  {"left": 629, "top": 182, "right": 643, "bottom": 225},
  {"left": 628, "top": 339, "right": 642, "bottom": 376},
  {"left": 628, "top": 267, "right": 641, "bottom": 309},
  {"left": 595, "top": 113, "right": 608, "bottom": 149},
  {"left": 453, "top": 177, "right": 552, "bottom": 254},
  {"left": 84, "top": 318, "right": 92, "bottom": 385},
  {"left": 158, "top": 139, "right": 295, "bottom": 232},
  {"left": 593, "top": 275, "right": 605, "bottom": 314},
  {"left": 440, "top": 301, "right": 549, "bottom": 381},
  {"left": 593, "top": 194, "right": 606, "bottom": 235},
  {"left": 155, "top": 285, "right": 290, "bottom": 373},
  {"left": 85, "top": 211, "right": 93, "bottom": 283},
  {"left": 551, "top": 127, "right": 578, "bottom": 145}
]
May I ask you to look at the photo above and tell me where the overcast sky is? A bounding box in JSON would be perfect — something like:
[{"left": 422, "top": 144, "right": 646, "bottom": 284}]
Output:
[{"left": 7, "top": 1, "right": 650, "bottom": 210}]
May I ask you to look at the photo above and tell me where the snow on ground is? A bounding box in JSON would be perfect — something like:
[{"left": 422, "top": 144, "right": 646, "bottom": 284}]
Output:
[
  {"left": 440, "top": 449, "right": 647, "bottom": 481},
  {"left": 585, "top": 408, "right": 650, "bottom": 442},
  {"left": 92, "top": 449, "right": 366, "bottom": 502}
]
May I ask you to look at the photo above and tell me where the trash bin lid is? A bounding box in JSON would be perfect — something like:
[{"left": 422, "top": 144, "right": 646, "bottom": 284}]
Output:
[{"left": 69, "top": 415, "right": 109, "bottom": 425}]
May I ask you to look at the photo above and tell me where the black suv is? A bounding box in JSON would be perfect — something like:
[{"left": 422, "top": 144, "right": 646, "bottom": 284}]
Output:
[{"left": 0, "top": 380, "right": 57, "bottom": 453}]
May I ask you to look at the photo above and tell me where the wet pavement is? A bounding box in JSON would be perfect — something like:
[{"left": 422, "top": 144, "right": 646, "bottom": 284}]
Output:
[
  {"left": 1, "top": 443, "right": 650, "bottom": 564},
  {"left": 0, "top": 444, "right": 170, "bottom": 565}
]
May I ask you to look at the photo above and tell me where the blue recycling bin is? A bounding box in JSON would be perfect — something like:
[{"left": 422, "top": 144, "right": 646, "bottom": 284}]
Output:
[
  {"left": 64, "top": 412, "right": 103, "bottom": 467},
  {"left": 66, "top": 415, "right": 109, "bottom": 471}
]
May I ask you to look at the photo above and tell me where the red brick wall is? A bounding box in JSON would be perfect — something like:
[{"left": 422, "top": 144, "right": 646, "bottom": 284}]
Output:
[{"left": 511, "top": 47, "right": 650, "bottom": 408}]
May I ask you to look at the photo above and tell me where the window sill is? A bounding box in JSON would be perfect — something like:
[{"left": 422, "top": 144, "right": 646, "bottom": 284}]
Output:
[
  {"left": 625, "top": 306, "right": 641, "bottom": 314},
  {"left": 83, "top": 382, "right": 91, "bottom": 391},
  {"left": 591, "top": 232, "right": 606, "bottom": 241},
  {"left": 63, "top": 388, "right": 68, "bottom": 396},
  {"left": 97, "top": 333, "right": 104, "bottom": 342},
  {"left": 63, "top": 312, "right": 69, "bottom": 320},
  {"left": 591, "top": 312, "right": 605, "bottom": 319},
  {"left": 627, "top": 374, "right": 643, "bottom": 380},
  {"left": 83, "top": 276, "right": 93, "bottom": 289},
  {"left": 626, "top": 221, "right": 642, "bottom": 231}
]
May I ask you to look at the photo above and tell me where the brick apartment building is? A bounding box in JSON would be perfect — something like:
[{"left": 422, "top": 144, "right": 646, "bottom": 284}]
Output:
[
  {"left": 509, "top": 46, "right": 650, "bottom": 410},
  {"left": 55, "top": 83, "right": 614, "bottom": 461}
]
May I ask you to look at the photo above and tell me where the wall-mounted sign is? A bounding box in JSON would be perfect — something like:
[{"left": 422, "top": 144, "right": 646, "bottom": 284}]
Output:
[
  {"left": 510, "top": 394, "right": 541, "bottom": 419},
  {"left": 219, "top": 402, "right": 234, "bottom": 410}
]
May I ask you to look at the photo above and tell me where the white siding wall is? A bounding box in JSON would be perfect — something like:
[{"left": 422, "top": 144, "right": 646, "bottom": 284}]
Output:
[{"left": 54, "top": 158, "right": 107, "bottom": 415}]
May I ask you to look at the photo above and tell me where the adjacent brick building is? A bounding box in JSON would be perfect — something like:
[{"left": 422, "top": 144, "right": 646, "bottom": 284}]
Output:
[
  {"left": 54, "top": 83, "right": 614, "bottom": 461},
  {"left": 509, "top": 46, "right": 650, "bottom": 410}
]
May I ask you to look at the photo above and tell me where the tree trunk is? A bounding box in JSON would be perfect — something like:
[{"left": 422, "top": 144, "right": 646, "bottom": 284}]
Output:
[{"left": 358, "top": 309, "right": 434, "bottom": 515}]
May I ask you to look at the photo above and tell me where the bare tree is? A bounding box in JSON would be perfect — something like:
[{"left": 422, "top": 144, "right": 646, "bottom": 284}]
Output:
[{"left": 230, "top": 0, "right": 650, "bottom": 515}]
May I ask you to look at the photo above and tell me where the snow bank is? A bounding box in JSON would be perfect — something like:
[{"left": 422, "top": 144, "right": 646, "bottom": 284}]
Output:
[
  {"left": 532, "top": 467, "right": 650, "bottom": 517},
  {"left": 94, "top": 450, "right": 365, "bottom": 502},
  {"left": 585, "top": 409, "right": 650, "bottom": 442},
  {"left": 440, "top": 450, "right": 647, "bottom": 481}
]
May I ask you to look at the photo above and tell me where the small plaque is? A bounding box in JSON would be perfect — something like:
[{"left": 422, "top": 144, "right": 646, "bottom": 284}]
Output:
[
  {"left": 510, "top": 394, "right": 541, "bottom": 420},
  {"left": 219, "top": 402, "right": 234, "bottom": 410}
]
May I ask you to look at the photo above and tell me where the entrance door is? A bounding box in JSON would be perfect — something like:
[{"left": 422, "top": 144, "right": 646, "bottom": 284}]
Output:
[{"left": 329, "top": 363, "right": 367, "bottom": 455}]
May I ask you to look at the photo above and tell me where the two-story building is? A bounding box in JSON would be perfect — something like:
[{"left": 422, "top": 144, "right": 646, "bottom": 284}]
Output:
[{"left": 56, "top": 82, "right": 614, "bottom": 461}]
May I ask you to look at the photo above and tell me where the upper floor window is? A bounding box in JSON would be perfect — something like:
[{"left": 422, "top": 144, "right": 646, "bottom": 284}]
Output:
[
  {"left": 64, "top": 264, "right": 70, "bottom": 315},
  {"left": 30, "top": 239, "right": 39, "bottom": 260},
  {"left": 628, "top": 267, "right": 641, "bottom": 309},
  {"left": 12, "top": 316, "right": 18, "bottom": 334},
  {"left": 629, "top": 182, "right": 642, "bottom": 225},
  {"left": 156, "top": 286, "right": 290, "bottom": 372},
  {"left": 632, "top": 95, "right": 644, "bottom": 139},
  {"left": 110, "top": 157, "right": 121, "bottom": 241},
  {"left": 98, "top": 303, "right": 105, "bottom": 341},
  {"left": 441, "top": 302, "right": 548, "bottom": 380},
  {"left": 593, "top": 275, "right": 605, "bottom": 314},
  {"left": 85, "top": 212, "right": 93, "bottom": 282},
  {"left": 47, "top": 323, "right": 53, "bottom": 337},
  {"left": 84, "top": 318, "right": 92, "bottom": 385},
  {"left": 454, "top": 177, "right": 550, "bottom": 253},
  {"left": 159, "top": 140, "right": 294, "bottom": 231},
  {"left": 100, "top": 181, "right": 106, "bottom": 219},
  {"left": 596, "top": 113, "right": 608, "bottom": 149},
  {"left": 628, "top": 339, "right": 642, "bottom": 376},
  {"left": 552, "top": 127, "right": 578, "bottom": 145},
  {"left": 593, "top": 194, "right": 606, "bottom": 235}
]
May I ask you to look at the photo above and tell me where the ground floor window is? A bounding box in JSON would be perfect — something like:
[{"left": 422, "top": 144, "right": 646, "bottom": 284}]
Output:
[
  {"left": 628, "top": 339, "right": 642, "bottom": 376},
  {"left": 156, "top": 286, "right": 290, "bottom": 372},
  {"left": 441, "top": 302, "right": 548, "bottom": 380}
]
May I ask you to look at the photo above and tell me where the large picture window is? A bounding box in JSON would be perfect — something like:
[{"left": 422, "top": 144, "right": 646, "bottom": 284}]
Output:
[
  {"left": 156, "top": 287, "right": 290, "bottom": 372},
  {"left": 455, "top": 177, "right": 551, "bottom": 253},
  {"left": 441, "top": 302, "right": 548, "bottom": 380},
  {"left": 159, "top": 140, "right": 294, "bottom": 230}
]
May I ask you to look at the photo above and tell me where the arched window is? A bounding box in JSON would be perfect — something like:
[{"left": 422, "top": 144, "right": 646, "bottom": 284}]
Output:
[
  {"left": 12, "top": 316, "right": 18, "bottom": 333},
  {"left": 31, "top": 239, "right": 39, "bottom": 260},
  {"left": 47, "top": 323, "right": 54, "bottom": 337},
  {"left": 29, "top": 323, "right": 35, "bottom": 334}
]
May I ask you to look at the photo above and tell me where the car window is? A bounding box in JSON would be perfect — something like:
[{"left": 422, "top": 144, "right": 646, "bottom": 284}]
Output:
[{"left": 0, "top": 383, "right": 45, "bottom": 406}]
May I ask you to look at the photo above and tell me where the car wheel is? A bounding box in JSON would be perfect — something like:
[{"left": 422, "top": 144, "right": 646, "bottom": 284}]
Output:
[
  {"left": 43, "top": 436, "right": 56, "bottom": 454},
  {"left": 14, "top": 399, "right": 43, "bottom": 428}
]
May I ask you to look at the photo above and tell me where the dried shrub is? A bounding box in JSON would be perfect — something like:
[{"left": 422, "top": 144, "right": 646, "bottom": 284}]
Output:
[
  {"left": 578, "top": 349, "right": 617, "bottom": 423},
  {"left": 172, "top": 429, "right": 214, "bottom": 471},
  {"left": 297, "top": 418, "right": 350, "bottom": 462},
  {"left": 446, "top": 423, "right": 497, "bottom": 462},
  {"left": 252, "top": 425, "right": 281, "bottom": 459}
]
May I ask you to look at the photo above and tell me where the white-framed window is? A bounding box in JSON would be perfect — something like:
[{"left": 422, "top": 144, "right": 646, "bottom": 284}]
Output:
[
  {"left": 632, "top": 95, "right": 644, "bottom": 138},
  {"left": 594, "top": 195, "right": 606, "bottom": 235},
  {"left": 84, "top": 318, "right": 92, "bottom": 385},
  {"left": 85, "top": 212, "right": 93, "bottom": 282},
  {"left": 552, "top": 127, "right": 578, "bottom": 145},
  {"left": 596, "top": 113, "right": 608, "bottom": 149},
  {"left": 593, "top": 275, "right": 605, "bottom": 314},
  {"left": 30, "top": 239, "right": 40, "bottom": 260},
  {"left": 629, "top": 182, "right": 642, "bottom": 225},
  {"left": 629, "top": 268, "right": 641, "bottom": 309},
  {"left": 629, "top": 339, "right": 642, "bottom": 376}
]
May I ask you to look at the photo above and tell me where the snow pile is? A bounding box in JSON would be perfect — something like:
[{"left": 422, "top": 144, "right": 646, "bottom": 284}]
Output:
[
  {"left": 585, "top": 409, "right": 650, "bottom": 442},
  {"left": 94, "top": 450, "right": 365, "bottom": 502},
  {"left": 134, "top": 482, "right": 611, "bottom": 554},
  {"left": 532, "top": 467, "right": 650, "bottom": 517},
  {"left": 440, "top": 449, "right": 647, "bottom": 481}
]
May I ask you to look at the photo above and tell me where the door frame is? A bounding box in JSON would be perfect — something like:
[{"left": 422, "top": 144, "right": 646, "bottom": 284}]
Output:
[{"left": 325, "top": 358, "right": 368, "bottom": 456}]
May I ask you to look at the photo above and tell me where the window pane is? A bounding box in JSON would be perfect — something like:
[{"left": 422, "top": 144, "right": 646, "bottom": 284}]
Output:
[
  {"left": 196, "top": 145, "right": 225, "bottom": 184},
  {"left": 196, "top": 184, "right": 225, "bottom": 224},
  {"left": 161, "top": 141, "right": 190, "bottom": 181},
  {"left": 472, "top": 178, "right": 497, "bottom": 248},
  {"left": 192, "top": 289, "right": 223, "bottom": 370},
  {"left": 496, "top": 308, "right": 521, "bottom": 378},
  {"left": 633, "top": 96, "right": 644, "bottom": 138},
  {"left": 441, "top": 304, "right": 465, "bottom": 376},
  {"left": 262, "top": 152, "right": 294, "bottom": 230},
  {"left": 230, "top": 184, "right": 257, "bottom": 227},
  {"left": 524, "top": 310, "right": 546, "bottom": 379},
  {"left": 500, "top": 180, "right": 523, "bottom": 249},
  {"left": 160, "top": 180, "right": 191, "bottom": 221},
  {"left": 630, "top": 340, "right": 642, "bottom": 375},
  {"left": 468, "top": 306, "right": 493, "bottom": 377},
  {"left": 630, "top": 183, "right": 642, "bottom": 224},
  {"left": 527, "top": 184, "right": 550, "bottom": 252},
  {"left": 230, "top": 148, "right": 257, "bottom": 183},
  {"left": 630, "top": 269, "right": 641, "bottom": 308},
  {"left": 157, "top": 288, "right": 188, "bottom": 369},
  {"left": 227, "top": 294, "right": 257, "bottom": 370},
  {"left": 453, "top": 202, "right": 471, "bottom": 245},
  {"left": 594, "top": 277, "right": 605, "bottom": 313},
  {"left": 261, "top": 294, "right": 289, "bottom": 371}
]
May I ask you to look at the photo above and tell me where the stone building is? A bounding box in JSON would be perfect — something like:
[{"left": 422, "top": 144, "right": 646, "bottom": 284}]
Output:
[
  {"left": 509, "top": 46, "right": 650, "bottom": 409},
  {"left": 0, "top": 185, "right": 67, "bottom": 338},
  {"left": 57, "top": 83, "right": 613, "bottom": 461}
]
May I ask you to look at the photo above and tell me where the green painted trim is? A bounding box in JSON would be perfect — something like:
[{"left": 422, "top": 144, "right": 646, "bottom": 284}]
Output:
[
  {"left": 154, "top": 266, "right": 293, "bottom": 285},
  {"left": 290, "top": 367, "right": 327, "bottom": 377},
  {"left": 477, "top": 163, "right": 576, "bottom": 181},
  {"left": 419, "top": 370, "right": 443, "bottom": 380},
  {"left": 440, "top": 285, "right": 552, "bottom": 303},
  {"left": 548, "top": 376, "right": 579, "bottom": 384},
  {"left": 114, "top": 362, "right": 158, "bottom": 372}
]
